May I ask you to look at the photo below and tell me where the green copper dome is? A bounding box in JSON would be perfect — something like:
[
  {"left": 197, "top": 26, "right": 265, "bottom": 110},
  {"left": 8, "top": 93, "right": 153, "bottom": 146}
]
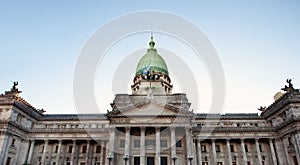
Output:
[{"left": 135, "top": 36, "right": 169, "bottom": 76}]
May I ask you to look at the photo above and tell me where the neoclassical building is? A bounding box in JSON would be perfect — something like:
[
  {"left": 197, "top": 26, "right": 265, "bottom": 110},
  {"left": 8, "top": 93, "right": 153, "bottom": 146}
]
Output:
[{"left": 0, "top": 37, "right": 300, "bottom": 165}]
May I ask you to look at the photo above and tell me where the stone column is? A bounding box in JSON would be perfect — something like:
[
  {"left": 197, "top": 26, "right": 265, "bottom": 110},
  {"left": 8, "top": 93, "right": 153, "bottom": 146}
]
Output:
[
  {"left": 155, "top": 127, "right": 161, "bottom": 165},
  {"left": 274, "top": 138, "right": 286, "bottom": 164},
  {"left": 27, "top": 140, "right": 35, "bottom": 163},
  {"left": 41, "top": 139, "right": 49, "bottom": 165},
  {"left": 186, "top": 127, "right": 194, "bottom": 165},
  {"left": 55, "top": 140, "right": 63, "bottom": 165},
  {"left": 240, "top": 138, "right": 247, "bottom": 165},
  {"left": 107, "top": 127, "right": 115, "bottom": 165},
  {"left": 226, "top": 139, "right": 232, "bottom": 165},
  {"left": 140, "top": 127, "right": 146, "bottom": 165},
  {"left": 255, "top": 138, "right": 262, "bottom": 165},
  {"left": 292, "top": 135, "right": 300, "bottom": 165},
  {"left": 100, "top": 140, "right": 105, "bottom": 165},
  {"left": 196, "top": 139, "right": 202, "bottom": 165},
  {"left": 171, "top": 127, "right": 176, "bottom": 157},
  {"left": 269, "top": 139, "right": 277, "bottom": 165},
  {"left": 282, "top": 137, "right": 292, "bottom": 165},
  {"left": 85, "top": 140, "right": 90, "bottom": 165},
  {"left": 22, "top": 140, "right": 30, "bottom": 164},
  {"left": 71, "top": 140, "right": 76, "bottom": 165},
  {"left": 105, "top": 139, "right": 110, "bottom": 165},
  {"left": 0, "top": 134, "right": 9, "bottom": 163},
  {"left": 211, "top": 139, "right": 217, "bottom": 165},
  {"left": 2, "top": 134, "right": 11, "bottom": 165},
  {"left": 124, "top": 127, "right": 131, "bottom": 165}
]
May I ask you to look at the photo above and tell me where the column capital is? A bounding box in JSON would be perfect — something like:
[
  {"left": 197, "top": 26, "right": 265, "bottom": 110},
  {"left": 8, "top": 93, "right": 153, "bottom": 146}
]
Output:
[
  {"left": 255, "top": 138, "right": 260, "bottom": 141},
  {"left": 125, "top": 126, "right": 131, "bottom": 132},
  {"left": 140, "top": 126, "right": 146, "bottom": 131},
  {"left": 44, "top": 139, "right": 49, "bottom": 143},
  {"left": 226, "top": 138, "right": 230, "bottom": 142},
  {"left": 240, "top": 138, "right": 245, "bottom": 142},
  {"left": 72, "top": 139, "right": 77, "bottom": 143},
  {"left": 155, "top": 126, "right": 161, "bottom": 132},
  {"left": 58, "top": 139, "right": 63, "bottom": 143},
  {"left": 211, "top": 139, "right": 215, "bottom": 143}
]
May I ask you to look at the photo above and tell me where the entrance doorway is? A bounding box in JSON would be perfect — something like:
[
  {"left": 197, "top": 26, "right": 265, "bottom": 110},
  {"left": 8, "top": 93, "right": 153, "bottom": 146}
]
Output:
[
  {"left": 161, "top": 157, "right": 168, "bottom": 165},
  {"left": 147, "top": 157, "right": 155, "bottom": 165}
]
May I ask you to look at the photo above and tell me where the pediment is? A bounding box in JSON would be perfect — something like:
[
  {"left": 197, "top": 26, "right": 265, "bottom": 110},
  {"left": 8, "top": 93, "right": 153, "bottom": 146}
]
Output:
[{"left": 107, "top": 99, "right": 193, "bottom": 117}]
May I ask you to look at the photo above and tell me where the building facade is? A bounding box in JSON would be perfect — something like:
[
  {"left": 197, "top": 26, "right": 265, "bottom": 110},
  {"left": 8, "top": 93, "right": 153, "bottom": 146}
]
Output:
[{"left": 0, "top": 37, "right": 300, "bottom": 165}]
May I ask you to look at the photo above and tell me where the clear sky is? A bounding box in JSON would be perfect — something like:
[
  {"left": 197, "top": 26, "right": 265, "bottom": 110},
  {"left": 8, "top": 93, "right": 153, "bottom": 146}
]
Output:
[{"left": 1, "top": 0, "right": 300, "bottom": 114}]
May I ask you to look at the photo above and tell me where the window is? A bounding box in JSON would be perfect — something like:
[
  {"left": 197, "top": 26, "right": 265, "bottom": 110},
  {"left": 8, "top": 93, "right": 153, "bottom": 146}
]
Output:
[
  {"left": 176, "top": 140, "right": 182, "bottom": 147},
  {"left": 217, "top": 162, "right": 222, "bottom": 165},
  {"left": 96, "top": 145, "right": 101, "bottom": 153},
  {"left": 237, "top": 123, "right": 240, "bottom": 127},
  {"left": 161, "top": 157, "right": 167, "bottom": 165},
  {"left": 230, "top": 145, "right": 234, "bottom": 152},
  {"left": 245, "top": 144, "right": 248, "bottom": 152},
  {"left": 120, "top": 140, "right": 125, "bottom": 148},
  {"left": 145, "top": 140, "right": 155, "bottom": 146},
  {"left": 66, "top": 162, "right": 70, "bottom": 165},
  {"left": 11, "top": 139, "right": 15, "bottom": 147},
  {"left": 202, "top": 163, "right": 208, "bottom": 165},
  {"left": 288, "top": 137, "right": 293, "bottom": 145},
  {"left": 52, "top": 162, "right": 56, "bottom": 165},
  {"left": 82, "top": 145, "right": 87, "bottom": 153},
  {"left": 68, "top": 146, "right": 73, "bottom": 153},
  {"left": 134, "top": 140, "right": 140, "bottom": 148},
  {"left": 80, "top": 163, "right": 85, "bottom": 165},
  {"left": 54, "top": 145, "right": 58, "bottom": 153},
  {"left": 216, "top": 145, "right": 221, "bottom": 152},
  {"left": 259, "top": 144, "right": 263, "bottom": 152},
  {"left": 247, "top": 161, "right": 251, "bottom": 165},
  {"left": 160, "top": 140, "right": 167, "bottom": 147},
  {"left": 201, "top": 145, "right": 207, "bottom": 153}
]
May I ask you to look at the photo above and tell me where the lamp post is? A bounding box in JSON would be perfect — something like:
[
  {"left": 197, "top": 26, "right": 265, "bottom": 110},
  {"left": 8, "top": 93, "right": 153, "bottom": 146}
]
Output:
[
  {"left": 107, "top": 155, "right": 113, "bottom": 165},
  {"left": 188, "top": 154, "right": 193, "bottom": 165},
  {"left": 123, "top": 155, "right": 129, "bottom": 165},
  {"left": 172, "top": 155, "right": 177, "bottom": 165}
]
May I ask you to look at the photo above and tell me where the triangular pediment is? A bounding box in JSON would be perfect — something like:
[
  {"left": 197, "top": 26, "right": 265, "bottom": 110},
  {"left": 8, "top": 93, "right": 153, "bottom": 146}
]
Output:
[{"left": 107, "top": 99, "right": 193, "bottom": 117}]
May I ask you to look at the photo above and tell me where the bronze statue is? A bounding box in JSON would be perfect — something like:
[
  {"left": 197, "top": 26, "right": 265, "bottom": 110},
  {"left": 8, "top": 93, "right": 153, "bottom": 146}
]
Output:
[{"left": 281, "top": 79, "right": 299, "bottom": 92}]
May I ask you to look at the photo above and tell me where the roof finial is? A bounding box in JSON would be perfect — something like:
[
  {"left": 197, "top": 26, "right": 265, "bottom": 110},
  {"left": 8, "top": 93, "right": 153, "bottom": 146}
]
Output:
[{"left": 149, "top": 31, "right": 155, "bottom": 48}]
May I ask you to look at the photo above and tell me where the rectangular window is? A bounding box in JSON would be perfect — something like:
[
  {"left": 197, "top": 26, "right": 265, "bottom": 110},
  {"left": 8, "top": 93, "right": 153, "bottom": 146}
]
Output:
[
  {"left": 120, "top": 140, "right": 125, "bottom": 148},
  {"left": 247, "top": 161, "right": 251, "bottom": 165},
  {"left": 134, "top": 157, "right": 140, "bottom": 165},
  {"left": 217, "top": 162, "right": 222, "bottom": 165},
  {"left": 68, "top": 146, "right": 73, "bottom": 153},
  {"left": 259, "top": 144, "right": 263, "bottom": 152},
  {"left": 96, "top": 145, "right": 101, "bottom": 153},
  {"left": 176, "top": 140, "right": 182, "bottom": 147},
  {"left": 216, "top": 145, "right": 221, "bottom": 152},
  {"left": 52, "top": 162, "right": 56, "bottom": 165},
  {"left": 160, "top": 140, "right": 167, "bottom": 147},
  {"left": 134, "top": 140, "right": 140, "bottom": 148},
  {"left": 202, "top": 163, "right": 208, "bottom": 165},
  {"left": 245, "top": 144, "right": 248, "bottom": 152},
  {"left": 201, "top": 145, "right": 207, "bottom": 153},
  {"left": 66, "top": 162, "right": 71, "bottom": 165},
  {"left": 11, "top": 139, "right": 15, "bottom": 146},
  {"left": 230, "top": 145, "right": 234, "bottom": 152},
  {"left": 82, "top": 145, "right": 87, "bottom": 153},
  {"left": 55, "top": 145, "right": 58, "bottom": 153},
  {"left": 80, "top": 163, "right": 85, "bottom": 165},
  {"left": 145, "top": 140, "right": 155, "bottom": 147}
]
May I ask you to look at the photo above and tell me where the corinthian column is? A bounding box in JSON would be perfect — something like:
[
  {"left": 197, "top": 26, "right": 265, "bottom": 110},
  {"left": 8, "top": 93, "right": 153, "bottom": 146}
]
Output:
[
  {"left": 41, "top": 139, "right": 49, "bottom": 165},
  {"left": 255, "top": 138, "right": 262, "bottom": 165},
  {"left": 56, "top": 140, "right": 62, "bottom": 165},
  {"left": 155, "top": 127, "right": 161, "bottom": 165},
  {"left": 140, "top": 127, "right": 145, "bottom": 165},
  {"left": 240, "top": 138, "right": 247, "bottom": 165},
  {"left": 226, "top": 139, "right": 232, "bottom": 165},
  {"left": 269, "top": 139, "right": 277, "bottom": 165}
]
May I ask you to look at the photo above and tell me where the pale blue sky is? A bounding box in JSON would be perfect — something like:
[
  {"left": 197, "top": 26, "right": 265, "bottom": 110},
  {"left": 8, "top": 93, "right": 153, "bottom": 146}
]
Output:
[{"left": 1, "top": 1, "right": 300, "bottom": 114}]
